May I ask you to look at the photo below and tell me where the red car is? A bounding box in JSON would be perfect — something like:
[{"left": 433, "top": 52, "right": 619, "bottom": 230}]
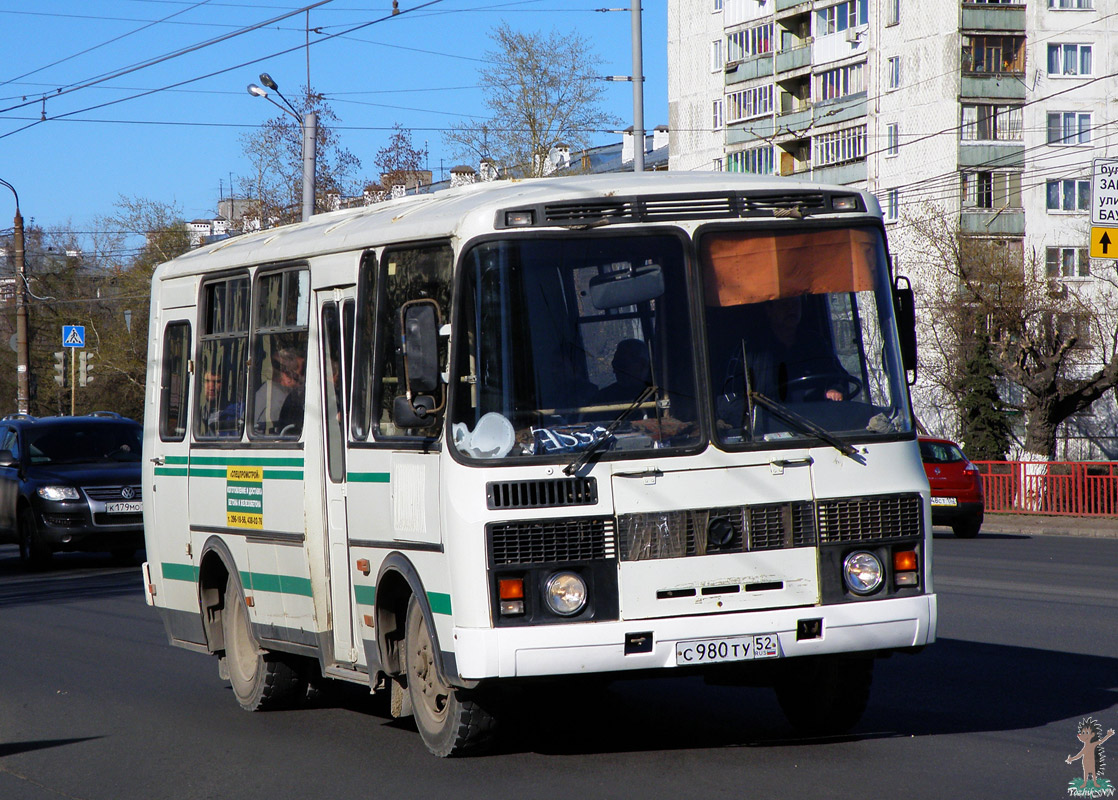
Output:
[{"left": 919, "top": 436, "right": 985, "bottom": 538}]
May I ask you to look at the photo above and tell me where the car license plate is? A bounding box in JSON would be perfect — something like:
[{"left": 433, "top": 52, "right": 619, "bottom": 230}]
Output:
[
  {"left": 675, "top": 633, "right": 781, "bottom": 665},
  {"left": 930, "top": 496, "right": 958, "bottom": 506},
  {"left": 105, "top": 501, "right": 142, "bottom": 514}
]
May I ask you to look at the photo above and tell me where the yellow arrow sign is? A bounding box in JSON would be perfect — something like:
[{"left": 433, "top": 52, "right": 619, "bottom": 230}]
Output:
[{"left": 1091, "top": 226, "right": 1118, "bottom": 259}]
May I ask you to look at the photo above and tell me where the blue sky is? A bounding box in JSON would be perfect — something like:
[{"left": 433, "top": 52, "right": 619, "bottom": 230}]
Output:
[{"left": 0, "top": 1, "right": 667, "bottom": 234}]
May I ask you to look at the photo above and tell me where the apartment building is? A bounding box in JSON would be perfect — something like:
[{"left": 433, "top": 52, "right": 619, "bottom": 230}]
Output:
[{"left": 668, "top": 0, "right": 1117, "bottom": 457}]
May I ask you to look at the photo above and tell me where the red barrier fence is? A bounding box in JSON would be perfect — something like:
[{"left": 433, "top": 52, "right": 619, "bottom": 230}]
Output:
[{"left": 972, "top": 461, "right": 1118, "bottom": 517}]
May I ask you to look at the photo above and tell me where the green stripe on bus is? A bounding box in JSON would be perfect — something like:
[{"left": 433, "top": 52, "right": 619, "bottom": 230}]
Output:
[
  {"left": 353, "top": 585, "right": 376, "bottom": 607},
  {"left": 428, "top": 592, "right": 452, "bottom": 616},
  {"left": 240, "top": 571, "right": 314, "bottom": 597},
  {"left": 190, "top": 455, "right": 305, "bottom": 467},
  {"left": 162, "top": 562, "right": 199, "bottom": 582},
  {"left": 164, "top": 455, "right": 190, "bottom": 465},
  {"left": 189, "top": 468, "right": 229, "bottom": 478},
  {"left": 347, "top": 472, "right": 390, "bottom": 483},
  {"left": 262, "top": 470, "right": 304, "bottom": 480},
  {"left": 154, "top": 467, "right": 188, "bottom": 477}
]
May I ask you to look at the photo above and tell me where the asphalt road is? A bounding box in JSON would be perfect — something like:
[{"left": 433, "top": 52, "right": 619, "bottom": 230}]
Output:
[{"left": 1, "top": 526, "right": 1115, "bottom": 800}]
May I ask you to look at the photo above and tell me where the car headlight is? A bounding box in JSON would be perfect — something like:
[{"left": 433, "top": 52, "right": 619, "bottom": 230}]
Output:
[
  {"left": 843, "top": 551, "right": 884, "bottom": 595},
  {"left": 544, "top": 571, "right": 588, "bottom": 616},
  {"left": 38, "top": 485, "right": 80, "bottom": 501}
]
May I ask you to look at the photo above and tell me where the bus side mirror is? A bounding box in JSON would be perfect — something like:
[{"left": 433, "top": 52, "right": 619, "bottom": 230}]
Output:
[
  {"left": 590, "top": 263, "right": 664, "bottom": 309},
  {"left": 893, "top": 277, "right": 917, "bottom": 376},
  {"left": 394, "top": 299, "right": 442, "bottom": 429}
]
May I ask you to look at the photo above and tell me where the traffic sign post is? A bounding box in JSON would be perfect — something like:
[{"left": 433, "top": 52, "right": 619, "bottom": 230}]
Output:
[
  {"left": 1090, "top": 159, "right": 1118, "bottom": 260},
  {"left": 61, "top": 325, "right": 85, "bottom": 415}
]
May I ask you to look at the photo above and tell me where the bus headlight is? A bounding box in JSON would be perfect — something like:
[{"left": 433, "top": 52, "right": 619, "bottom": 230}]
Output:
[
  {"left": 544, "top": 571, "right": 588, "bottom": 616},
  {"left": 842, "top": 551, "right": 884, "bottom": 595}
]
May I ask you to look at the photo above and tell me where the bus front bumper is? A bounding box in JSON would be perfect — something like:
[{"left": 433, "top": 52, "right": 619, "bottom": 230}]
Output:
[{"left": 452, "top": 593, "right": 936, "bottom": 681}]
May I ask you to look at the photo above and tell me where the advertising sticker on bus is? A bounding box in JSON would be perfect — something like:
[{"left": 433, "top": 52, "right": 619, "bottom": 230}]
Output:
[{"left": 226, "top": 466, "right": 263, "bottom": 529}]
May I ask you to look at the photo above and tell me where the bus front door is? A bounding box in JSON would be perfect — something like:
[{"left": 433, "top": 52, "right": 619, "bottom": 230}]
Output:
[{"left": 319, "top": 289, "right": 360, "bottom": 666}]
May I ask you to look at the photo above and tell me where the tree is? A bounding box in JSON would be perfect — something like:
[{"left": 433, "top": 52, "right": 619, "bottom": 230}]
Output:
[
  {"left": 956, "top": 337, "right": 1012, "bottom": 460},
  {"left": 444, "top": 23, "right": 618, "bottom": 178},
  {"left": 238, "top": 87, "right": 362, "bottom": 226},
  {"left": 373, "top": 123, "right": 428, "bottom": 190},
  {"left": 905, "top": 209, "right": 1118, "bottom": 461}
]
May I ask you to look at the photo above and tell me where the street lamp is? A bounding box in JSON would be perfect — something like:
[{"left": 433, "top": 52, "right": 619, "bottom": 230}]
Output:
[
  {"left": 0, "top": 177, "right": 29, "bottom": 414},
  {"left": 247, "top": 73, "right": 317, "bottom": 222}
]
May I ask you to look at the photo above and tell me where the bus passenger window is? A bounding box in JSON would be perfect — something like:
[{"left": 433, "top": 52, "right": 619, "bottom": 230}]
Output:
[
  {"left": 250, "top": 268, "right": 309, "bottom": 439},
  {"left": 195, "top": 276, "right": 249, "bottom": 440}
]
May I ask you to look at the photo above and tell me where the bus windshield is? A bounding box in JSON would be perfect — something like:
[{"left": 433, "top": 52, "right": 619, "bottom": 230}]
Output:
[
  {"left": 701, "top": 225, "right": 913, "bottom": 447},
  {"left": 451, "top": 234, "right": 701, "bottom": 461}
]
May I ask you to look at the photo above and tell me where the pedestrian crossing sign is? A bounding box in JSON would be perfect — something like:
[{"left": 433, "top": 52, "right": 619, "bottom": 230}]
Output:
[{"left": 62, "top": 325, "right": 85, "bottom": 347}]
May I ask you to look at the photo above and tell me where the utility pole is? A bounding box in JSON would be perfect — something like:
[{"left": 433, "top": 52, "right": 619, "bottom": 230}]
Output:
[
  {"left": 2, "top": 178, "right": 29, "bottom": 414},
  {"left": 631, "top": 3, "right": 645, "bottom": 173}
]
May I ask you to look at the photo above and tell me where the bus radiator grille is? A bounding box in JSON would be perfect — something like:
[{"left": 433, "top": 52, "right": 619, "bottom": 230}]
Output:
[
  {"left": 816, "top": 493, "right": 923, "bottom": 543},
  {"left": 486, "top": 477, "right": 597, "bottom": 510},
  {"left": 487, "top": 517, "right": 616, "bottom": 566}
]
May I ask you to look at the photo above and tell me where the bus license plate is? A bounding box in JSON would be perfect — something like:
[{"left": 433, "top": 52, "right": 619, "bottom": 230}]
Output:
[
  {"left": 105, "top": 501, "right": 142, "bottom": 514},
  {"left": 675, "top": 634, "right": 781, "bottom": 665}
]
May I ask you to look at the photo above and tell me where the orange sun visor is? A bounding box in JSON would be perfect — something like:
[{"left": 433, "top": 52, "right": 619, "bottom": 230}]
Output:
[{"left": 701, "top": 228, "right": 879, "bottom": 307}]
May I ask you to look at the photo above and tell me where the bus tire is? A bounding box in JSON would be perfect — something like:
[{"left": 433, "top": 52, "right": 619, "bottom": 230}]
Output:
[
  {"left": 222, "top": 580, "right": 304, "bottom": 711},
  {"left": 404, "top": 594, "right": 495, "bottom": 757},
  {"left": 18, "top": 507, "right": 51, "bottom": 569},
  {"left": 774, "top": 655, "right": 873, "bottom": 737}
]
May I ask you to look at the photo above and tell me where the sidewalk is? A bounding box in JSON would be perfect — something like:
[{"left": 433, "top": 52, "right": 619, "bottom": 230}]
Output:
[{"left": 978, "top": 512, "right": 1118, "bottom": 539}]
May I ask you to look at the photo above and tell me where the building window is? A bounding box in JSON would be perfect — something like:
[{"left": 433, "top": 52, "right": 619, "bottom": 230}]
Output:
[
  {"left": 713, "top": 158, "right": 724, "bottom": 172},
  {"left": 714, "top": 0, "right": 723, "bottom": 10},
  {"left": 816, "top": 0, "right": 868, "bottom": 36},
  {"left": 711, "top": 40, "right": 724, "bottom": 71},
  {"left": 887, "top": 57, "right": 901, "bottom": 90},
  {"left": 887, "top": 0, "right": 900, "bottom": 25},
  {"left": 1046, "top": 247, "right": 1090, "bottom": 278},
  {"left": 884, "top": 189, "right": 899, "bottom": 221},
  {"left": 886, "top": 123, "right": 899, "bottom": 156},
  {"left": 726, "top": 84, "right": 773, "bottom": 122},
  {"left": 816, "top": 62, "right": 865, "bottom": 101},
  {"left": 814, "top": 125, "right": 866, "bottom": 167},
  {"left": 961, "top": 104, "right": 1023, "bottom": 141},
  {"left": 1047, "top": 112, "right": 1091, "bottom": 145},
  {"left": 1048, "top": 0, "right": 1092, "bottom": 8},
  {"left": 726, "top": 23, "right": 773, "bottom": 62},
  {"left": 712, "top": 99, "right": 724, "bottom": 130},
  {"left": 1046, "top": 179, "right": 1090, "bottom": 212},
  {"left": 726, "top": 146, "right": 773, "bottom": 175},
  {"left": 1047, "top": 43, "right": 1092, "bottom": 76},
  {"left": 962, "top": 171, "right": 1021, "bottom": 210},
  {"left": 962, "top": 35, "right": 1026, "bottom": 74}
]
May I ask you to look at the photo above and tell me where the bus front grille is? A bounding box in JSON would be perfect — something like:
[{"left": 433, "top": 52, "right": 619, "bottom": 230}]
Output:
[
  {"left": 816, "top": 493, "right": 923, "bottom": 543},
  {"left": 488, "top": 517, "right": 616, "bottom": 566},
  {"left": 486, "top": 477, "right": 597, "bottom": 510}
]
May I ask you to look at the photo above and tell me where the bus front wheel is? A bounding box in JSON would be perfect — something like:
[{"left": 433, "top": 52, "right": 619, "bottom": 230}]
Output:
[
  {"left": 222, "top": 580, "right": 304, "bottom": 711},
  {"left": 404, "top": 594, "right": 495, "bottom": 757}
]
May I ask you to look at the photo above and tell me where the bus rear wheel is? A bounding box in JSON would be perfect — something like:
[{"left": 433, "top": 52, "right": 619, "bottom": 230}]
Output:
[
  {"left": 774, "top": 655, "right": 873, "bottom": 737},
  {"left": 222, "top": 580, "right": 304, "bottom": 711},
  {"left": 405, "top": 594, "right": 495, "bottom": 757}
]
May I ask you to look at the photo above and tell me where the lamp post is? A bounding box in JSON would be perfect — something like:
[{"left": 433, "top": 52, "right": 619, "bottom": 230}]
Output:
[
  {"left": 1, "top": 178, "right": 29, "bottom": 414},
  {"left": 247, "top": 74, "right": 317, "bottom": 222}
]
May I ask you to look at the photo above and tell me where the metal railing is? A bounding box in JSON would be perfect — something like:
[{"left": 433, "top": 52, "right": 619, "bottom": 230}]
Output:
[{"left": 972, "top": 460, "right": 1118, "bottom": 516}]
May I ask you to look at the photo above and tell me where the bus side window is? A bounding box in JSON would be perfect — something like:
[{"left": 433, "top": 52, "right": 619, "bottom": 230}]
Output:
[
  {"left": 159, "top": 321, "right": 191, "bottom": 441},
  {"left": 352, "top": 252, "right": 377, "bottom": 441},
  {"left": 195, "top": 276, "right": 250, "bottom": 440},
  {"left": 249, "top": 268, "right": 310, "bottom": 439},
  {"left": 369, "top": 243, "right": 453, "bottom": 439}
]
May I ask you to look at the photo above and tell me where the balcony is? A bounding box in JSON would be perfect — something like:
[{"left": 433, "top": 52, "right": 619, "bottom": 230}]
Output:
[
  {"left": 958, "top": 141, "right": 1024, "bottom": 169},
  {"left": 961, "top": 4, "right": 1025, "bottom": 32},
  {"left": 812, "top": 160, "right": 868, "bottom": 186},
  {"left": 960, "top": 209, "right": 1025, "bottom": 236},
  {"left": 960, "top": 74, "right": 1026, "bottom": 101},
  {"left": 726, "top": 117, "right": 778, "bottom": 145},
  {"left": 726, "top": 54, "right": 775, "bottom": 84}
]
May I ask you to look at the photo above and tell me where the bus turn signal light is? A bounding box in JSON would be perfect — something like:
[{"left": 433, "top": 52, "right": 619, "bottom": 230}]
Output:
[
  {"left": 499, "top": 578, "right": 525, "bottom": 615},
  {"left": 894, "top": 550, "right": 918, "bottom": 586}
]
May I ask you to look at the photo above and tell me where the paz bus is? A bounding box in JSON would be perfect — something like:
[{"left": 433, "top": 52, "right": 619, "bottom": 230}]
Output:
[{"left": 141, "top": 172, "right": 933, "bottom": 756}]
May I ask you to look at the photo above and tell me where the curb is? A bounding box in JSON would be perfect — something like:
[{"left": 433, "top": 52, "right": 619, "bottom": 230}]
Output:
[{"left": 977, "top": 513, "right": 1118, "bottom": 539}]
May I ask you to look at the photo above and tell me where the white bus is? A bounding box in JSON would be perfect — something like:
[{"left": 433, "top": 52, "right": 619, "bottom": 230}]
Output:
[{"left": 141, "top": 172, "right": 933, "bottom": 756}]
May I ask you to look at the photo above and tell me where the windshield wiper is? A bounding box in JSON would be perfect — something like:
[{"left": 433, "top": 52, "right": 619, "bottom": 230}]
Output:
[
  {"left": 564, "top": 384, "right": 657, "bottom": 476},
  {"left": 749, "top": 391, "right": 863, "bottom": 462}
]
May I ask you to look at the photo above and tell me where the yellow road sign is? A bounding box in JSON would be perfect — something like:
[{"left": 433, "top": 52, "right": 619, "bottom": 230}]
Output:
[{"left": 1090, "top": 226, "right": 1118, "bottom": 259}]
